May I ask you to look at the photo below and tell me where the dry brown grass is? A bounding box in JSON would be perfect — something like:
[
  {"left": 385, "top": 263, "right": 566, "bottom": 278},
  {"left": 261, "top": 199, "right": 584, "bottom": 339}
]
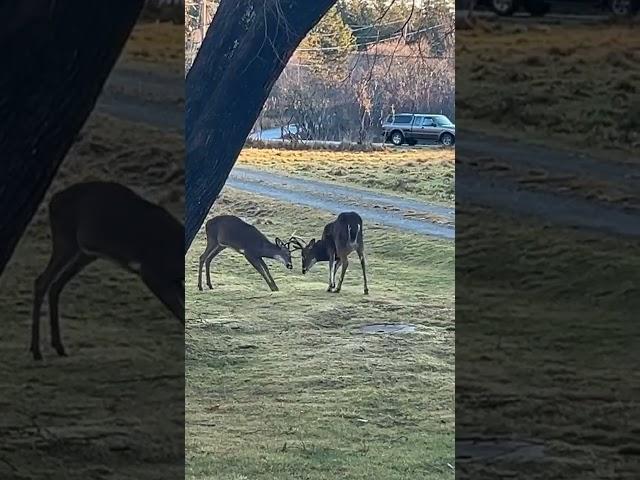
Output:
[
  {"left": 238, "top": 148, "right": 455, "bottom": 205},
  {"left": 123, "top": 23, "right": 184, "bottom": 70},
  {"left": 457, "top": 23, "right": 640, "bottom": 157}
]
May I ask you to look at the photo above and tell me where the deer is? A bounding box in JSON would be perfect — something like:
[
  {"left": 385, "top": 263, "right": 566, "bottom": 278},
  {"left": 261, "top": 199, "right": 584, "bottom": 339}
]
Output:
[
  {"left": 197, "top": 215, "right": 293, "bottom": 292},
  {"left": 289, "top": 212, "right": 369, "bottom": 295},
  {"left": 31, "top": 181, "right": 184, "bottom": 361}
]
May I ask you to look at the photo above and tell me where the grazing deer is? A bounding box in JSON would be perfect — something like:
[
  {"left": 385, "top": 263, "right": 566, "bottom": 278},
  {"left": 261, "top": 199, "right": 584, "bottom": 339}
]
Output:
[
  {"left": 198, "top": 215, "right": 293, "bottom": 292},
  {"left": 290, "top": 212, "right": 369, "bottom": 295},
  {"left": 31, "top": 181, "right": 184, "bottom": 361}
]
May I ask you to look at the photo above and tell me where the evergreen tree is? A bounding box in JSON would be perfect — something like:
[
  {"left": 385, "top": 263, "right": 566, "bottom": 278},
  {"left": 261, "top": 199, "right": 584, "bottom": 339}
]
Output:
[{"left": 299, "top": 5, "right": 356, "bottom": 79}]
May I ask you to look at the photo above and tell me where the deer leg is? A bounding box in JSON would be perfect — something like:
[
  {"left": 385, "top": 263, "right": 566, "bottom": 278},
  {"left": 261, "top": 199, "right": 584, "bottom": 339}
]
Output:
[
  {"left": 334, "top": 258, "right": 349, "bottom": 293},
  {"left": 141, "top": 268, "right": 185, "bottom": 324},
  {"left": 48, "top": 254, "right": 95, "bottom": 356},
  {"left": 257, "top": 258, "right": 280, "bottom": 292},
  {"left": 332, "top": 259, "right": 343, "bottom": 291},
  {"left": 328, "top": 251, "right": 336, "bottom": 292},
  {"left": 244, "top": 255, "right": 278, "bottom": 291},
  {"left": 204, "top": 246, "right": 224, "bottom": 289},
  {"left": 198, "top": 242, "right": 218, "bottom": 291},
  {"left": 32, "top": 247, "right": 80, "bottom": 360},
  {"left": 357, "top": 249, "right": 369, "bottom": 295}
]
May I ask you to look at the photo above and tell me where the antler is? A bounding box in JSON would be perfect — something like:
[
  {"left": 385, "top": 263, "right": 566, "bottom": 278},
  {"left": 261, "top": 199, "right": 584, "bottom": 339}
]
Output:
[{"left": 286, "top": 235, "right": 306, "bottom": 251}]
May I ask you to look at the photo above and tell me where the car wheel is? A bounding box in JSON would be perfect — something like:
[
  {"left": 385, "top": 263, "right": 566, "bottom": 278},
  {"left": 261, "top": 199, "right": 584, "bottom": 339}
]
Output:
[
  {"left": 440, "top": 133, "right": 455, "bottom": 147},
  {"left": 609, "top": 0, "right": 639, "bottom": 16},
  {"left": 523, "top": 0, "right": 550, "bottom": 15},
  {"left": 491, "top": 0, "right": 517, "bottom": 16},
  {"left": 390, "top": 131, "right": 404, "bottom": 146}
]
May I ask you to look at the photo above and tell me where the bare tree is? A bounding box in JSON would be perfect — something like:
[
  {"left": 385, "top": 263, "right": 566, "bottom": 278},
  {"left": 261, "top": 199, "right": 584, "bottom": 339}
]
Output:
[{"left": 0, "top": 1, "right": 145, "bottom": 277}]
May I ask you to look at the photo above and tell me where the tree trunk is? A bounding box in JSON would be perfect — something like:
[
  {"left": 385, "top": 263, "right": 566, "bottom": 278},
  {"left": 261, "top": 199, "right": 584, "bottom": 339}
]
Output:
[
  {"left": 0, "top": 1, "right": 144, "bottom": 277},
  {"left": 185, "top": 0, "right": 336, "bottom": 250}
]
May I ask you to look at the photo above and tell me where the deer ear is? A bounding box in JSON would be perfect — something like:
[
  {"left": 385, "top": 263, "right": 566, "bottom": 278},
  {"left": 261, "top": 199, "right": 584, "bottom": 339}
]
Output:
[
  {"left": 309, "top": 239, "right": 316, "bottom": 247},
  {"left": 275, "top": 237, "right": 283, "bottom": 247}
]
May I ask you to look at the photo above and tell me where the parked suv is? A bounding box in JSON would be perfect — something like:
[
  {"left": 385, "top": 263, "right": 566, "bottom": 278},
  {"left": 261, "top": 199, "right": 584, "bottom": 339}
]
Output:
[{"left": 382, "top": 114, "right": 455, "bottom": 146}]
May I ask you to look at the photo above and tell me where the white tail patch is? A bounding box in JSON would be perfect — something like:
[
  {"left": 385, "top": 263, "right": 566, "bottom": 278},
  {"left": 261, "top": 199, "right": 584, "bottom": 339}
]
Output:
[{"left": 348, "top": 224, "right": 360, "bottom": 247}]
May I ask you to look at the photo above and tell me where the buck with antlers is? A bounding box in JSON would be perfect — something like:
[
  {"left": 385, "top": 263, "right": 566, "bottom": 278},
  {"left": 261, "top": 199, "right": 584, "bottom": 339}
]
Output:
[
  {"left": 197, "top": 215, "right": 293, "bottom": 292},
  {"left": 290, "top": 212, "right": 369, "bottom": 295},
  {"left": 31, "top": 181, "right": 184, "bottom": 360}
]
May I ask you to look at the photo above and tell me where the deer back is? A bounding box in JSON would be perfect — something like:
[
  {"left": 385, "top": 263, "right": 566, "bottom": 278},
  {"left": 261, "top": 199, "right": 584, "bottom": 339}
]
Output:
[
  {"left": 327, "top": 212, "right": 362, "bottom": 249},
  {"left": 54, "top": 182, "right": 183, "bottom": 277},
  {"left": 207, "top": 215, "right": 276, "bottom": 255}
]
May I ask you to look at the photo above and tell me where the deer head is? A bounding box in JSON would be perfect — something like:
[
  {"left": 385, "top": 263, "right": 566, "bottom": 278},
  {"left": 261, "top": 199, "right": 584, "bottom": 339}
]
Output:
[
  {"left": 274, "top": 237, "right": 293, "bottom": 270},
  {"left": 288, "top": 236, "right": 320, "bottom": 275}
]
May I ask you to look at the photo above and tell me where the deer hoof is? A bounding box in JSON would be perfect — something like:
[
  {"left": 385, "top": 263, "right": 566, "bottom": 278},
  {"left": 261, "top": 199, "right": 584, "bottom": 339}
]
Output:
[
  {"left": 364, "top": 289, "right": 369, "bottom": 295},
  {"left": 31, "top": 349, "right": 42, "bottom": 361},
  {"left": 207, "top": 284, "right": 213, "bottom": 290},
  {"left": 198, "top": 285, "right": 203, "bottom": 291}
]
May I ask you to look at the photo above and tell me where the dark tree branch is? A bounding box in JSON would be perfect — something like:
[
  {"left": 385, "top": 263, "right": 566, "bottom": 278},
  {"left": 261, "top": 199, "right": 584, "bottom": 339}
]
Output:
[
  {"left": 185, "top": 0, "right": 337, "bottom": 250},
  {"left": 0, "top": 0, "right": 145, "bottom": 277}
]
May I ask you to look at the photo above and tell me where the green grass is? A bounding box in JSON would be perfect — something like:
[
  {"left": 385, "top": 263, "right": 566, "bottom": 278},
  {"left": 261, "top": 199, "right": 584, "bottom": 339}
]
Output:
[
  {"left": 186, "top": 189, "right": 455, "bottom": 480},
  {"left": 456, "top": 205, "right": 640, "bottom": 478},
  {"left": 457, "top": 22, "right": 640, "bottom": 159},
  {"left": 238, "top": 148, "right": 455, "bottom": 206}
]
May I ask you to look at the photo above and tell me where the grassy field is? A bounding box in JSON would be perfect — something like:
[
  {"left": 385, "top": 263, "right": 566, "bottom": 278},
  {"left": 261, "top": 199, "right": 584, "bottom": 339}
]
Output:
[
  {"left": 122, "top": 22, "right": 184, "bottom": 71},
  {"left": 457, "top": 22, "right": 640, "bottom": 158},
  {"left": 237, "top": 148, "right": 455, "bottom": 206},
  {"left": 0, "top": 114, "right": 184, "bottom": 479},
  {"left": 456, "top": 205, "right": 640, "bottom": 478},
  {"left": 185, "top": 189, "right": 455, "bottom": 479}
]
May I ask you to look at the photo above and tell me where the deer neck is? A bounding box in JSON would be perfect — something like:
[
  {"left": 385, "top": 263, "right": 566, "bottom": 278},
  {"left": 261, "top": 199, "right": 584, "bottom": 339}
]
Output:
[
  {"left": 312, "top": 239, "right": 333, "bottom": 262},
  {"left": 260, "top": 241, "right": 283, "bottom": 260}
]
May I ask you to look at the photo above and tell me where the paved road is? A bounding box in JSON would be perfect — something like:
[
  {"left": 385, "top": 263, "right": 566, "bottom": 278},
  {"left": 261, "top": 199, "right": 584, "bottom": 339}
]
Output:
[
  {"left": 97, "top": 63, "right": 183, "bottom": 131},
  {"left": 227, "top": 167, "right": 455, "bottom": 240},
  {"left": 457, "top": 131, "right": 640, "bottom": 238}
]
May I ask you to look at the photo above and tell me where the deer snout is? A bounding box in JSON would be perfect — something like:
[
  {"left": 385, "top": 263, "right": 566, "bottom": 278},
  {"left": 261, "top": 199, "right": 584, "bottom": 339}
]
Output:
[{"left": 286, "top": 262, "right": 293, "bottom": 270}]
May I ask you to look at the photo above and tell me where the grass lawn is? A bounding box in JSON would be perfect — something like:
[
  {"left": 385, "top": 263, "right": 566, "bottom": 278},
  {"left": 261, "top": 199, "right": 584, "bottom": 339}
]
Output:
[
  {"left": 237, "top": 148, "right": 455, "bottom": 206},
  {"left": 456, "top": 205, "right": 640, "bottom": 478},
  {"left": 185, "top": 189, "right": 455, "bottom": 480},
  {"left": 457, "top": 22, "right": 640, "bottom": 158}
]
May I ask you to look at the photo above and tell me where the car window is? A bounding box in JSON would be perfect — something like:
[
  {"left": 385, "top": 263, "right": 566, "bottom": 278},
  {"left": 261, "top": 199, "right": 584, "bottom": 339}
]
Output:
[
  {"left": 389, "top": 114, "right": 412, "bottom": 124},
  {"left": 434, "top": 115, "right": 454, "bottom": 126},
  {"left": 422, "top": 117, "right": 436, "bottom": 126}
]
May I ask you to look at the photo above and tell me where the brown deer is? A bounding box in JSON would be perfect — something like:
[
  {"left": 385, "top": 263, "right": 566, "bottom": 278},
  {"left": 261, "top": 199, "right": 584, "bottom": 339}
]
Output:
[
  {"left": 290, "top": 212, "right": 369, "bottom": 295},
  {"left": 198, "top": 215, "right": 293, "bottom": 292},
  {"left": 31, "top": 181, "right": 184, "bottom": 360}
]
